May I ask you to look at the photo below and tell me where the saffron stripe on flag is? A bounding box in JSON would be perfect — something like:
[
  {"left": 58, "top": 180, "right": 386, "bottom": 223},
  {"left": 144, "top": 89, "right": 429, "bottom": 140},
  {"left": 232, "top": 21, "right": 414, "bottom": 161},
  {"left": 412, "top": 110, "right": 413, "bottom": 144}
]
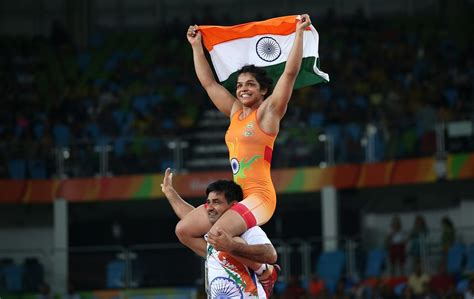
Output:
[
  {"left": 199, "top": 15, "right": 329, "bottom": 91},
  {"left": 200, "top": 15, "right": 302, "bottom": 51}
]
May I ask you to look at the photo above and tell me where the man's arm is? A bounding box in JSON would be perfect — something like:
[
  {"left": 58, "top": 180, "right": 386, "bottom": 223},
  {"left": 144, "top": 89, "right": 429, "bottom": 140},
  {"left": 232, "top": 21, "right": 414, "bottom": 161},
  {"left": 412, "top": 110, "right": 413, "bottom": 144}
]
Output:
[
  {"left": 207, "top": 228, "right": 277, "bottom": 264},
  {"left": 161, "top": 168, "right": 195, "bottom": 219},
  {"left": 161, "top": 168, "right": 207, "bottom": 258}
]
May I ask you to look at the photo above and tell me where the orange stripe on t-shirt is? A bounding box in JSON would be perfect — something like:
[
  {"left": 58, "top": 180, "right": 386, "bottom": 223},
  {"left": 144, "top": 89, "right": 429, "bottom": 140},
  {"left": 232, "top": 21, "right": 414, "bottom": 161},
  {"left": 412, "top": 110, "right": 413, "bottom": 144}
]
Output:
[{"left": 199, "top": 15, "right": 309, "bottom": 51}]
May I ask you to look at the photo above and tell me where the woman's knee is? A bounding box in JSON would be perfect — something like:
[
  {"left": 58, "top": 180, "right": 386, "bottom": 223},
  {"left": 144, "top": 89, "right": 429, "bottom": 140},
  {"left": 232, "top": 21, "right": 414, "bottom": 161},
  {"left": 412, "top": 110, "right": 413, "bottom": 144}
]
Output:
[
  {"left": 175, "top": 220, "right": 189, "bottom": 241},
  {"left": 208, "top": 224, "right": 226, "bottom": 236}
]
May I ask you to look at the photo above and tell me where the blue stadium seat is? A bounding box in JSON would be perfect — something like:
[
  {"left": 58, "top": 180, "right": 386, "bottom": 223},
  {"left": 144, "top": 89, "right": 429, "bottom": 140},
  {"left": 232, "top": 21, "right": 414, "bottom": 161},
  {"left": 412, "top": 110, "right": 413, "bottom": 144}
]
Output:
[
  {"left": 28, "top": 160, "right": 47, "bottom": 179},
  {"left": 146, "top": 138, "right": 161, "bottom": 152},
  {"left": 374, "top": 132, "right": 386, "bottom": 161},
  {"left": 316, "top": 250, "right": 346, "bottom": 293},
  {"left": 22, "top": 258, "right": 44, "bottom": 292},
  {"left": 309, "top": 112, "right": 324, "bottom": 128},
  {"left": 447, "top": 243, "right": 465, "bottom": 274},
  {"left": 0, "top": 264, "right": 5, "bottom": 290},
  {"left": 104, "top": 51, "right": 124, "bottom": 72},
  {"left": 325, "top": 124, "right": 341, "bottom": 143},
  {"left": 77, "top": 52, "right": 91, "bottom": 72},
  {"left": 466, "top": 243, "right": 474, "bottom": 273},
  {"left": 365, "top": 248, "right": 387, "bottom": 278},
  {"left": 345, "top": 123, "right": 362, "bottom": 140},
  {"left": 319, "top": 86, "right": 332, "bottom": 101},
  {"left": 52, "top": 124, "right": 71, "bottom": 146},
  {"left": 114, "top": 138, "right": 127, "bottom": 157},
  {"left": 4, "top": 264, "right": 23, "bottom": 292},
  {"left": 33, "top": 123, "right": 44, "bottom": 139},
  {"left": 274, "top": 280, "right": 287, "bottom": 294},
  {"left": 106, "top": 260, "right": 126, "bottom": 288},
  {"left": 132, "top": 95, "right": 148, "bottom": 115},
  {"left": 112, "top": 110, "right": 134, "bottom": 134},
  {"left": 394, "top": 282, "right": 407, "bottom": 296},
  {"left": 85, "top": 123, "right": 101, "bottom": 140},
  {"left": 8, "top": 159, "right": 26, "bottom": 179},
  {"left": 131, "top": 260, "right": 145, "bottom": 287},
  {"left": 456, "top": 279, "right": 469, "bottom": 293}
]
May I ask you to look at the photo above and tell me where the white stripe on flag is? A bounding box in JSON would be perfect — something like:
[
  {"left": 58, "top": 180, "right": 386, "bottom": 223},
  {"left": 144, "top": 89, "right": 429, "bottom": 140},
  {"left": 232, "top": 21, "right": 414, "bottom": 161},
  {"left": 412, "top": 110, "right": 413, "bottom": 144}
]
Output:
[{"left": 209, "top": 28, "right": 327, "bottom": 82}]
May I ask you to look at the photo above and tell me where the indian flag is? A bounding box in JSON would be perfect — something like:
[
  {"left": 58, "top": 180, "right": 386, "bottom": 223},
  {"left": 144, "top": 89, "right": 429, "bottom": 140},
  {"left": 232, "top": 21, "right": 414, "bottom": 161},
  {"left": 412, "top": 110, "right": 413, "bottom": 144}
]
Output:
[{"left": 199, "top": 15, "right": 329, "bottom": 91}]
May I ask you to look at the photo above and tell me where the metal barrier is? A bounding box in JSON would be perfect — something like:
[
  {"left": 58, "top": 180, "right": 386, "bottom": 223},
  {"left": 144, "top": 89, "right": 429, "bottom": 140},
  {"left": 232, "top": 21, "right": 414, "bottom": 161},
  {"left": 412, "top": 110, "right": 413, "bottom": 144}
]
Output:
[
  {"left": 2, "top": 119, "right": 473, "bottom": 179},
  {"left": 2, "top": 227, "right": 474, "bottom": 293}
]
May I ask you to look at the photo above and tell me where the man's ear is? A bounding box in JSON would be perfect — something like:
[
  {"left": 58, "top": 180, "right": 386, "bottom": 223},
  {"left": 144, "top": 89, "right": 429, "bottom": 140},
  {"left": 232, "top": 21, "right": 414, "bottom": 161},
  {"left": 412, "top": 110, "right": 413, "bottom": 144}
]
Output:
[{"left": 261, "top": 88, "right": 268, "bottom": 97}]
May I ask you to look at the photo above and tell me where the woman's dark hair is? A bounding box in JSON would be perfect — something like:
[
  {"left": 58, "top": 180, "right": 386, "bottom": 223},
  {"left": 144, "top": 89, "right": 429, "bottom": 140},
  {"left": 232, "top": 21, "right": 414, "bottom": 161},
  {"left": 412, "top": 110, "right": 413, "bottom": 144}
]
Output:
[
  {"left": 206, "top": 180, "right": 243, "bottom": 204},
  {"left": 236, "top": 64, "right": 273, "bottom": 98}
]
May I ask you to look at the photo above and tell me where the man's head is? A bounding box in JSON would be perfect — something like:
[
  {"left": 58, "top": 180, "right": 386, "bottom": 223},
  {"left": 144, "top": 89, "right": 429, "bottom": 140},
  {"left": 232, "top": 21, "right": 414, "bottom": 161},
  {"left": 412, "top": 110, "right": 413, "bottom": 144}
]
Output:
[{"left": 205, "top": 180, "right": 243, "bottom": 224}]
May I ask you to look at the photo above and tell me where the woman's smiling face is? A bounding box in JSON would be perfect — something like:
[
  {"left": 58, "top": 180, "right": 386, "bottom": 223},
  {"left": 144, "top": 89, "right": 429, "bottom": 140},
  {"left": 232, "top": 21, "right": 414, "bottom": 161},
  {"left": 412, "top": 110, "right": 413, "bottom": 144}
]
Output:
[{"left": 236, "top": 72, "right": 267, "bottom": 107}]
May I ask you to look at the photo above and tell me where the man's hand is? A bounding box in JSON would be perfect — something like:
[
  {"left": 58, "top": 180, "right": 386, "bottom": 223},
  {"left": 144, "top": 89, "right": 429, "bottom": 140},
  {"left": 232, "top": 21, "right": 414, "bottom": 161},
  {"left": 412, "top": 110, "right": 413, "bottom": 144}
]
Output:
[
  {"left": 207, "top": 228, "right": 240, "bottom": 252},
  {"left": 209, "top": 229, "right": 278, "bottom": 264},
  {"left": 161, "top": 167, "right": 174, "bottom": 195},
  {"left": 161, "top": 167, "right": 195, "bottom": 219}
]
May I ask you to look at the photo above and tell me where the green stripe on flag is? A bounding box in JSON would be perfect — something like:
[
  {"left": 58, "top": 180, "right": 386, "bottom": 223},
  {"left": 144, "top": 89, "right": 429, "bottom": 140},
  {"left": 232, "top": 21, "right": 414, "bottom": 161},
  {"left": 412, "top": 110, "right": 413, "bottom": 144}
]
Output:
[{"left": 221, "top": 57, "right": 328, "bottom": 92}]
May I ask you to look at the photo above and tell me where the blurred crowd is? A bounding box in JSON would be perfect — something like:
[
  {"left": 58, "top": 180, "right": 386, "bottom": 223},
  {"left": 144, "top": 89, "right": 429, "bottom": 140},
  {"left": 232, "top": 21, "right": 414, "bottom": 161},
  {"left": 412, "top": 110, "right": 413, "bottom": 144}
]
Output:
[
  {"left": 273, "top": 215, "right": 474, "bottom": 299},
  {"left": 0, "top": 11, "right": 473, "bottom": 179}
]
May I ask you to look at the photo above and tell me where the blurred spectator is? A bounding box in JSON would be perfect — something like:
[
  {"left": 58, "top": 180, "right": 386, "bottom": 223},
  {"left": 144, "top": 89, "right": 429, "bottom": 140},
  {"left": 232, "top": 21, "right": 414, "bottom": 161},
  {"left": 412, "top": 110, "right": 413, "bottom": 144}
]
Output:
[
  {"left": 332, "top": 278, "right": 350, "bottom": 299},
  {"left": 281, "top": 275, "right": 306, "bottom": 299},
  {"left": 429, "top": 262, "right": 454, "bottom": 298},
  {"left": 408, "top": 215, "right": 428, "bottom": 263},
  {"left": 37, "top": 282, "right": 52, "bottom": 299},
  {"left": 0, "top": 11, "right": 473, "bottom": 178},
  {"left": 307, "top": 273, "right": 326, "bottom": 298},
  {"left": 402, "top": 284, "right": 414, "bottom": 299},
  {"left": 407, "top": 262, "right": 430, "bottom": 299},
  {"left": 65, "top": 283, "right": 81, "bottom": 299},
  {"left": 376, "top": 283, "right": 398, "bottom": 299},
  {"left": 466, "top": 278, "right": 474, "bottom": 299},
  {"left": 50, "top": 20, "right": 71, "bottom": 47},
  {"left": 386, "top": 215, "right": 407, "bottom": 276},
  {"left": 441, "top": 217, "right": 456, "bottom": 259}
]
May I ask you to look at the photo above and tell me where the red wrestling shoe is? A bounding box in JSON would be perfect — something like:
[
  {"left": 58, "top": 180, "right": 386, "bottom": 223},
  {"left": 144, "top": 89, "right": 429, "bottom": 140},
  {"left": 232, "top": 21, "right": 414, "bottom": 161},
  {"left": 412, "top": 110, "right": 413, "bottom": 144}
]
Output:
[{"left": 259, "top": 264, "right": 280, "bottom": 298}]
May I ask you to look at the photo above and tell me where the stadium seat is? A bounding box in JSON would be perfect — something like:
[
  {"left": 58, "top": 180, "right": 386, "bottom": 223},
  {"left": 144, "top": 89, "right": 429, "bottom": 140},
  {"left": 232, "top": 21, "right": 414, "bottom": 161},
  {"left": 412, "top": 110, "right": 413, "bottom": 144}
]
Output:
[
  {"left": 106, "top": 259, "right": 126, "bottom": 288},
  {"left": 447, "top": 243, "right": 465, "bottom": 274},
  {"left": 316, "top": 250, "right": 346, "bottom": 293},
  {"left": 345, "top": 123, "right": 362, "bottom": 140},
  {"left": 466, "top": 243, "right": 474, "bottom": 273},
  {"left": 132, "top": 95, "right": 149, "bottom": 115},
  {"left": 28, "top": 160, "right": 47, "bottom": 179},
  {"left": 85, "top": 123, "right": 101, "bottom": 141},
  {"left": 33, "top": 123, "right": 44, "bottom": 139},
  {"left": 0, "top": 264, "right": 5, "bottom": 290},
  {"left": 456, "top": 279, "right": 469, "bottom": 293},
  {"left": 22, "top": 257, "right": 44, "bottom": 292},
  {"left": 114, "top": 138, "right": 127, "bottom": 157},
  {"left": 274, "top": 280, "right": 287, "bottom": 295},
  {"left": 8, "top": 159, "right": 26, "bottom": 179},
  {"left": 325, "top": 124, "right": 341, "bottom": 143},
  {"left": 365, "top": 248, "right": 387, "bottom": 278},
  {"left": 4, "top": 264, "right": 23, "bottom": 292},
  {"left": 52, "top": 124, "right": 71, "bottom": 147},
  {"left": 308, "top": 112, "right": 324, "bottom": 128},
  {"left": 394, "top": 282, "right": 407, "bottom": 296}
]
